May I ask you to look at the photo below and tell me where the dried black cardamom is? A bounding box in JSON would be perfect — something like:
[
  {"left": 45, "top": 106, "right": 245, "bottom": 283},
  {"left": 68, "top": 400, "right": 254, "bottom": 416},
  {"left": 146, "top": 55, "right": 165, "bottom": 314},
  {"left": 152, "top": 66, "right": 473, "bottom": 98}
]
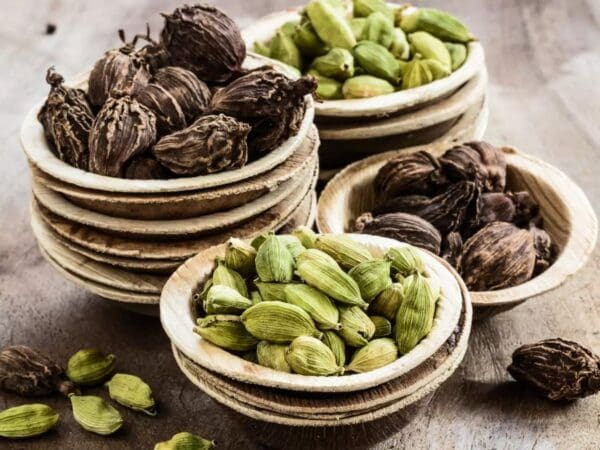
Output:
[
  {"left": 474, "top": 192, "right": 516, "bottom": 227},
  {"left": 0, "top": 345, "right": 76, "bottom": 397},
  {"left": 136, "top": 82, "right": 186, "bottom": 135},
  {"left": 152, "top": 114, "right": 249, "bottom": 176},
  {"left": 89, "top": 95, "right": 157, "bottom": 177},
  {"left": 441, "top": 231, "right": 463, "bottom": 268},
  {"left": 354, "top": 212, "right": 442, "bottom": 255},
  {"left": 37, "top": 68, "right": 94, "bottom": 170},
  {"left": 508, "top": 338, "right": 600, "bottom": 401},
  {"left": 160, "top": 5, "right": 246, "bottom": 83},
  {"left": 509, "top": 191, "right": 539, "bottom": 227},
  {"left": 125, "top": 156, "right": 169, "bottom": 179},
  {"left": 529, "top": 223, "right": 555, "bottom": 275}
]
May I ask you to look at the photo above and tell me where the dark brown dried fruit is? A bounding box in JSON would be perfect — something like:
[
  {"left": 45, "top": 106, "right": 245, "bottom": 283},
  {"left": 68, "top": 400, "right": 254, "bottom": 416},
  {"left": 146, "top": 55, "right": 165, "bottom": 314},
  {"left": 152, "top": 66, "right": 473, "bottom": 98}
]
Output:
[
  {"left": 136, "top": 82, "right": 186, "bottom": 135},
  {"left": 152, "top": 114, "right": 249, "bottom": 175},
  {"left": 37, "top": 68, "right": 94, "bottom": 170},
  {"left": 509, "top": 191, "right": 539, "bottom": 227},
  {"left": 88, "top": 30, "right": 152, "bottom": 109},
  {"left": 475, "top": 192, "right": 516, "bottom": 226},
  {"left": 124, "top": 156, "right": 169, "bottom": 179},
  {"left": 374, "top": 151, "right": 443, "bottom": 201},
  {"left": 460, "top": 222, "right": 535, "bottom": 291},
  {"left": 354, "top": 212, "right": 442, "bottom": 255},
  {"left": 0, "top": 345, "right": 75, "bottom": 397},
  {"left": 439, "top": 141, "right": 507, "bottom": 192},
  {"left": 508, "top": 338, "right": 600, "bottom": 401},
  {"left": 160, "top": 4, "right": 246, "bottom": 83},
  {"left": 89, "top": 95, "right": 157, "bottom": 177},
  {"left": 210, "top": 67, "right": 316, "bottom": 121},
  {"left": 441, "top": 231, "right": 463, "bottom": 268},
  {"left": 153, "top": 66, "right": 212, "bottom": 122},
  {"left": 529, "top": 223, "right": 555, "bottom": 275}
]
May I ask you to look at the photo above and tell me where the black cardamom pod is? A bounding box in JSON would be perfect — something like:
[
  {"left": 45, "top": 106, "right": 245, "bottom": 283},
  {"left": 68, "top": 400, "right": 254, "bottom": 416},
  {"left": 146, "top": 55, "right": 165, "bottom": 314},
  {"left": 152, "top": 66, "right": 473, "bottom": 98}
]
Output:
[
  {"left": 529, "top": 223, "right": 556, "bottom": 275},
  {"left": 136, "top": 82, "right": 186, "bottom": 136},
  {"left": 441, "top": 231, "right": 463, "bottom": 268},
  {"left": 37, "top": 68, "right": 94, "bottom": 170},
  {"left": 124, "top": 156, "right": 169, "bottom": 179},
  {"left": 508, "top": 338, "right": 600, "bottom": 401}
]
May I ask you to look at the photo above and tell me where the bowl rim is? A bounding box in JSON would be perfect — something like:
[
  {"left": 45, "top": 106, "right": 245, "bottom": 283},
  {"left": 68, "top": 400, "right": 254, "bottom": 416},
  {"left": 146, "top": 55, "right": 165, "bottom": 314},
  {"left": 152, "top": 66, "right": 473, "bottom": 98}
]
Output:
[
  {"left": 241, "top": 6, "right": 485, "bottom": 118},
  {"left": 159, "top": 234, "right": 464, "bottom": 393},
  {"left": 316, "top": 144, "right": 599, "bottom": 309},
  {"left": 21, "top": 54, "right": 315, "bottom": 194}
]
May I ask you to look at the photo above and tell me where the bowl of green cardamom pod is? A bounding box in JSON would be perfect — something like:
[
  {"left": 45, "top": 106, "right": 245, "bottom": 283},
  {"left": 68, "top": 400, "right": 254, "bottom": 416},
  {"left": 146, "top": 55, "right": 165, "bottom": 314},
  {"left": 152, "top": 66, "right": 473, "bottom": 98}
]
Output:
[{"left": 160, "top": 229, "right": 467, "bottom": 393}]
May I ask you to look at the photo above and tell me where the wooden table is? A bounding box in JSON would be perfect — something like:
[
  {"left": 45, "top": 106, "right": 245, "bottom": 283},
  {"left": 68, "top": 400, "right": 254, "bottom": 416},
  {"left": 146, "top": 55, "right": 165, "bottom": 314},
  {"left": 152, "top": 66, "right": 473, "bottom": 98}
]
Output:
[{"left": 1, "top": 0, "right": 599, "bottom": 448}]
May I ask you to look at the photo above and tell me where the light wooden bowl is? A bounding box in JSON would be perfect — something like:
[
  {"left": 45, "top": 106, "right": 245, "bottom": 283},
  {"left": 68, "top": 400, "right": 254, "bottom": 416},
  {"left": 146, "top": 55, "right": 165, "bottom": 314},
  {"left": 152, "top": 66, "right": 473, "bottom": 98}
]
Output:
[
  {"left": 21, "top": 54, "right": 315, "bottom": 194},
  {"left": 241, "top": 7, "right": 485, "bottom": 119},
  {"left": 30, "top": 127, "right": 319, "bottom": 220},
  {"left": 317, "top": 144, "right": 598, "bottom": 318},
  {"left": 160, "top": 234, "right": 463, "bottom": 393}
]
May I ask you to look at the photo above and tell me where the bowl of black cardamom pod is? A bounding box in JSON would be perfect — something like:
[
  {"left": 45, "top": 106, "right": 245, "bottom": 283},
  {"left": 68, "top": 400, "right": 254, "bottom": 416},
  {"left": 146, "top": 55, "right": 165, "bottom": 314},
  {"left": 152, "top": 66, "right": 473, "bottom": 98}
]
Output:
[
  {"left": 316, "top": 140, "right": 598, "bottom": 319},
  {"left": 160, "top": 229, "right": 472, "bottom": 448}
]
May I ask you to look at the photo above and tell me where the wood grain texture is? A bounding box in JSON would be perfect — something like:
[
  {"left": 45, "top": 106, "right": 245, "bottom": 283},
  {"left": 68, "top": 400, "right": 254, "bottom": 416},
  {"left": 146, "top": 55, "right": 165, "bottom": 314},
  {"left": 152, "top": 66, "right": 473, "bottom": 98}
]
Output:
[{"left": 1, "top": 0, "right": 599, "bottom": 449}]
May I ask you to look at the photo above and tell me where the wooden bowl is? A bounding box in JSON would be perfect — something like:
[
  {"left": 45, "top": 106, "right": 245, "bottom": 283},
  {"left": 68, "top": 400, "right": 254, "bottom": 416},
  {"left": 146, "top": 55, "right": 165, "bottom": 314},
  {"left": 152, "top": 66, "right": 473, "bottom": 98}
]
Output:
[
  {"left": 160, "top": 234, "right": 463, "bottom": 393},
  {"left": 29, "top": 127, "right": 319, "bottom": 220},
  {"left": 316, "top": 144, "right": 598, "bottom": 318},
  {"left": 241, "top": 7, "right": 485, "bottom": 119},
  {"left": 21, "top": 54, "right": 315, "bottom": 194}
]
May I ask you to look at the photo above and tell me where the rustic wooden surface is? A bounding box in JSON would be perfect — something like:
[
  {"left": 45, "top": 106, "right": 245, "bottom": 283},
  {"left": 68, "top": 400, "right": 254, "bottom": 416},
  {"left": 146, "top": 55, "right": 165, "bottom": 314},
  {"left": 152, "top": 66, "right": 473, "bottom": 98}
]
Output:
[{"left": 1, "top": 0, "right": 599, "bottom": 448}]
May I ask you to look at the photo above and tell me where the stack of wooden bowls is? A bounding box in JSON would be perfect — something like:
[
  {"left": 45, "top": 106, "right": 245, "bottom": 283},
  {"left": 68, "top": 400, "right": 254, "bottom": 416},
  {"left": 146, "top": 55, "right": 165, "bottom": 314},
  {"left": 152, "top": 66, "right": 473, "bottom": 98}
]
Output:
[
  {"left": 242, "top": 5, "right": 489, "bottom": 185},
  {"left": 160, "top": 234, "right": 473, "bottom": 449},
  {"left": 21, "top": 55, "right": 320, "bottom": 315}
]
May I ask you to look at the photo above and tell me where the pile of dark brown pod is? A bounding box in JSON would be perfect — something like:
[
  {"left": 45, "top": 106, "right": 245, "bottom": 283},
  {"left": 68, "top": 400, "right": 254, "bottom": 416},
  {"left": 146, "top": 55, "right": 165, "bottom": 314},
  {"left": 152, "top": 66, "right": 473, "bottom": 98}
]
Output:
[
  {"left": 37, "top": 4, "right": 317, "bottom": 179},
  {"left": 354, "top": 141, "right": 557, "bottom": 291}
]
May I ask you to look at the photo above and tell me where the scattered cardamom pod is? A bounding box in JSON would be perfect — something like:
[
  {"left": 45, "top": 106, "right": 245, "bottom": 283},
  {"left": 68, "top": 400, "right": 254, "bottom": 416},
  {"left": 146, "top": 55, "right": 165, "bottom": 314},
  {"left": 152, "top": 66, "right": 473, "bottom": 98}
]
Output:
[
  {"left": 346, "top": 338, "right": 398, "bottom": 372},
  {"left": 293, "top": 21, "right": 328, "bottom": 57},
  {"left": 37, "top": 68, "right": 93, "bottom": 170},
  {"left": 155, "top": 432, "right": 215, "bottom": 450},
  {"left": 292, "top": 226, "right": 318, "bottom": 249},
  {"left": 66, "top": 349, "right": 116, "bottom": 386},
  {"left": 256, "top": 341, "right": 292, "bottom": 373},
  {"left": 241, "top": 302, "right": 323, "bottom": 343},
  {"left": 125, "top": 156, "right": 169, "bottom": 179},
  {"left": 0, "top": 404, "right": 59, "bottom": 439},
  {"left": 284, "top": 284, "right": 341, "bottom": 330},
  {"left": 312, "top": 48, "right": 355, "bottom": 80},
  {"left": 445, "top": 42, "right": 467, "bottom": 70},
  {"left": 342, "top": 75, "right": 395, "bottom": 98},
  {"left": 339, "top": 306, "right": 376, "bottom": 347},
  {"left": 369, "top": 283, "right": 403, "bottom": 321},
  {"left": 386, "top": 247, "right": 425, "bottom": 277},
  {"left": 314, "top": 234, "right": 373, "bottom": 270},
  {"left": 399, "top": 7, "right": 474, "bottom": 43},
  {"left": 370, "top": 316, "right": 393, "bottom": 338},
  {"left": 285, "top": 336, "right": 344, "bottom": 376},
  {"left": 508, "top": 338, "right": 600, "bottom": 401},
  {"left": 212, "top": 260, "right": 249, "bottom": 297},
  {"left": 322, "top": 330, "right": 347, "bottom": 366},
  {"left": 194, "top": 315, "right": 258, "bottom": 352},
  {"left": 224, "top": 238, "right": 257, "bottom": 278},
  {"left": 69, "top": 394, "right": 123, "bottom": 435},
  {"left": 152, "top": 114, "right": 249, "bottom": 176},
  {"left": 306, "top": 0, "right": 356, "bottom": 50},
  {"left": 353, "top": 41, "right": 400, "bottom": 84},
  {"left": 106, "top": 373, "right": 156, "bottom": 416},
  {"left": 0, "top": 345, "right": 75, "bottom": 397},
  {"left": 204, "top": 285, "right": 253, "bottom": 315},
  {"left": 255, "top": 235, "right": 295, "bottom": 283},
  {"left": 348, "top": 259, "right": 392, "bottom": 301},
  {"left": 270, "top": 30, "right": 303, "bottom": 70},
  {"left": 353, "top": 0, "right": 394, "bottom": 22},
  {"left": 363, "top": 11, "right": 395, "bottom": 48}
]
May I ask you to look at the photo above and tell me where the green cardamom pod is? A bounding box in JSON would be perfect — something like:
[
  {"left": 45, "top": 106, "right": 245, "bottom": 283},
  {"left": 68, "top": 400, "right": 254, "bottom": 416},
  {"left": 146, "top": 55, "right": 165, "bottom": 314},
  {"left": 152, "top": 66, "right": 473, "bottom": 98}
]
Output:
[
  {"left": 194, "top": 315, "right": 258, "bottom": 352},
  {"left": 69, "top": 394, "right": 123, "bottom": 435},
  {"left": 349, "top": 17, "right": 367, "bottom": 40},
  {"left": 306, "top": 0, "right": 357, "bottom": 50},
  {"left": 307, "top": 70, "right": 344, "bottom": 100},
  {"left": 408, "top": 31, "right": 452, "bottom": 71},
  {"left": 369, "top": 282, "right": 403, "bottom": 320},
  {"left": 241, "top": 302, "right": 323, "bottom": 343},
  {"left": 293, "top": 21, "right": 328, "bottom": 57},
  {"left": 255, "top": 235, "right": 295, "bottom": 283},
  {"left": 279, "top": 20, "right": 301, "bottom": 37},
  {"left": 212, "top": 260, "right": 249, "bottom": 298},
  {"left": 284, "top": 284, "right": 341, "bottom": 330},
  {"left": 312, "top": 48, "right": 355, "bottom": 80},
  {"left": 370, "top": 315, "right": 392, "bottom": 337},
  {"left": 322, "top": 330, "right": 346, "bottom": 366},
  {"left": 346, "top": 338, "right": 398, "bottom": 373},
  {"left": 445, "top": 42, "right": 467, "bottom": 70},
  {"left": 256, "top": 341, "right": 292, "bottom": 373},
  {"left": 224, "top": 238, "right": 257, "bottom": 278},
  {"left": 253, "top": 41, "right": 271, "bottom": 57},
  {"left": 363, "top": 11, "right": 395, "bottom": 48},
  {"left": 292, "top": 226, "right": 317, "bottom": 248},
  {"left": 277, "top": 235, "right": 307, "bottom": 259},
  {"left": 348, "top": 259, "right": 392, "bottom": 301},
  {"left": 250, "top": 233, "right": 270, "bottom": 251},
  {"left": 285, "top": 336, "right": 344, "bottom": 376},
  {"left": 386, "top": 246, "right": 425, "bottom": 277},
  {"left": 106, "top": 373, "right": 156, "bottom": 416},
  {"left": 390, "top": 28, "right": 410, "bottom": 59},
  {"left": 339, "top": 306, "right": 376, "bottom": 347},
  {"left": 353, "top": 41, "right": 401, "bottom": 84},
  {"left": 401, "top": 58, "right": 433, "bottom": 89},
  {"left": 66, "top": 349, "right": 116, "bottom": 386},
  {"left": 254, "top": 281, "right": 299, "bottom": 302},
  {"left": 296, "top": 249, "right": 367, "bottom": 308},
  {"left": 314, "top": 234, "right": 373, "bottom": 270},
  {"left": 250, "top": 290, "right": 263, "bottom": 305},
  {"left": 342, "top": 75, "right": 395, "bottom": 98},
  {"left": 154, "top": 431, "right": 215, "bottom": 450},
  {"left": 193, "top": 278, "right": 212, "bottom": 315},
  {"left": 399, "top": 7, "right": 474, "bottom": 43},
  {"left": 422, "top": 59, "right": 450, "bottom": 80},
  {"left": 353, "top": 0, "right": 394, "bottom": 22},
  {"left": 395, "top": 273, "right": 440, "bottom": 354},
  {"left": 204, "top": 284, "right": 253, "bottom": 315},
  {"left": 270, "top": 30, "right": 303, "bottom": 70},
  {"left": 0, "top": 404, "right": 59, "bottom": 439}
]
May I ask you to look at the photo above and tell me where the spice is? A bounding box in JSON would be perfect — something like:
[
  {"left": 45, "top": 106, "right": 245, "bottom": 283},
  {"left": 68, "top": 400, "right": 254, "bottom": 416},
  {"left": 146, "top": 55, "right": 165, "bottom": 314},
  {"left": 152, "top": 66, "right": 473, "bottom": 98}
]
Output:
[
  {"left": 69, "top": 394, "right": 123, "bottom": 435},
  {"left": 154, "top": 432, "right": 215, "bottom": 450},
  {"left": 285, "top": 336, "right": 343, "bottom": 376},
  {"left": 0, "top": 404, "right": 59, "bottom": 439},
  {"left": 66, "top": 349, "right": 116, "bottom": 386},
  {"left": 106, "top": 373, "right": 157, "bottom": 416},
  {"left": 194, "top": 315, "right": 258, "bottom": 352}
]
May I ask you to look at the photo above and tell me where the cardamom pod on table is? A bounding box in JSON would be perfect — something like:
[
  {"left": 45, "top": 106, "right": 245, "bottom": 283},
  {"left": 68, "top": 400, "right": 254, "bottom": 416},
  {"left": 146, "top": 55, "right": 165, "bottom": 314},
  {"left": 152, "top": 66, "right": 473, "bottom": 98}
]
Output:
[
  {"left": 37, "top": 68, "right": 94, "bottom": 170},
  {"left": 285, "top": 336, "right": 343, "bottom": 376},
  {"left": 0, "top": 404, "right": 59, "bottom": 439},
  {"left": 155, "top": 432, "right": 215, "bottom": 450},
  {"left": 152, "top": 114, "right": 249, "bottom": 176},
  {"left": 508, "top": 338, "right": 600, "bottom": 401},
  {"left": 69, "top": 394, "right": 123, "bottom": 435},
  {"left": 66, "top": 349, "right": 115, "bottom": 386},
  {"left": 160, "top": 4, "right": 246, "bottom": 83},
  {"left": 106, "top": 373, "right": 157, "bottom": 416}
]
